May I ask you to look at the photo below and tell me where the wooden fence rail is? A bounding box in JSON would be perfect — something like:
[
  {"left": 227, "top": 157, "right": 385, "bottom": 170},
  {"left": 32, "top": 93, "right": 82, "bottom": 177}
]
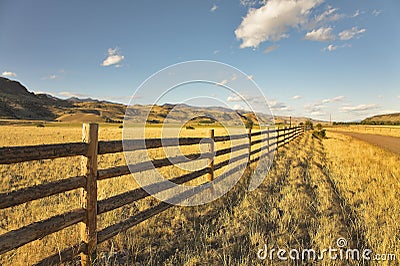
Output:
[{"left": 0, "top": 124, "right": 304, "bottom": 265}]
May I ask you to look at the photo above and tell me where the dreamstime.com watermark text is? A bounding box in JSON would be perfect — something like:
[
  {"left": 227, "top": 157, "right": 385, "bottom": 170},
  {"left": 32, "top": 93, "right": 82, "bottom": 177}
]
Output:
[{"left": 257, "top": 238, "right": 397, "bottom": 262}]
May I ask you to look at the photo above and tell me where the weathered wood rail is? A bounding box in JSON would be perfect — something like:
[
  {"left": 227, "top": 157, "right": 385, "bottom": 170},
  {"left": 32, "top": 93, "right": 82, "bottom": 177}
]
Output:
[{"left": 0, "top": 124, "right": 303, "bottom": 265}]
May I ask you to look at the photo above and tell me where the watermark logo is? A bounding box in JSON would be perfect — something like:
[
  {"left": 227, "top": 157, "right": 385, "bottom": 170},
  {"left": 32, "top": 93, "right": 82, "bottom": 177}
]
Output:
[
  {"left": 122, "top": 60, "right": 275, "bottom": 206},
  {"left": 257, "top": 237, "right": 396, "bottom": 262}
]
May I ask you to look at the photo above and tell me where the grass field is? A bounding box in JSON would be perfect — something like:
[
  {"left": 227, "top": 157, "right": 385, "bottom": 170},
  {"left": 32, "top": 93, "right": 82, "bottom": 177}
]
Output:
[
  {"left": 0, "top": 124, "right": 399, "bottom": 265},
  {"left": 329, "top": 125, "right": 400, "bottom": 137}
]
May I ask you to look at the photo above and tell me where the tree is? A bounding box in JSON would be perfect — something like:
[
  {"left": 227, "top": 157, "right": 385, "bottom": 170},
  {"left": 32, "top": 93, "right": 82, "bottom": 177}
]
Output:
[{"left": 304, "top": 119, "right": 313, "bottom": 130}]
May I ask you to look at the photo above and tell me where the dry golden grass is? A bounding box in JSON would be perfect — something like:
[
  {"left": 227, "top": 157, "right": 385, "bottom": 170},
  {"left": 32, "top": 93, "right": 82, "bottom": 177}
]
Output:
[
  {"left": 0, "top": 125, "right": 398, "bottom": 265},
  {"left": 0, "top": 124, "right": 249, "bottom": 265},
  {"left": 330, "top": 125, "right": 400, "bottom": 137},
  {"left": 324, "top": 131, "right": 400, "bottom": 263}
]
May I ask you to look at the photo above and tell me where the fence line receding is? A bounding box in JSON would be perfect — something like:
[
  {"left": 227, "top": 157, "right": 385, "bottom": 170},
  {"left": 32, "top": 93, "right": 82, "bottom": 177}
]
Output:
[{"left": 0, "top": 123, "right": 304, "bottom": 265}]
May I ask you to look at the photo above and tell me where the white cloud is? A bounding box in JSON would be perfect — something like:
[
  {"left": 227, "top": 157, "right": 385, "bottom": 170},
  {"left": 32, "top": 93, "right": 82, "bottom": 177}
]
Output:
[
  {"left": 210, "top": 4, "right": 218, "bottom": 12},
  {"left": 372, "top": 10, "right": 382, "bottom": 16},
  {"left": 325, "top": 44, "right": 337, "bottom": 51},
  {"left": 339, "top": 27, "right": 366, "bottom": 40},
  {"left": 269, "top": 100, "right": 290, "bottom": 111},
  {"left": 227, "top": 95, "right": 242, "bottom": 102},
  {"left": 311, "top": 110, "right": 326, "bottom": 116},
  {"left": 322, "top": 95, "right": 345, "bottom": 103},
  {"left": 305, "top": 27, "right": 335, "bottom": 41},
  {"left": 216, "top": 79, "right": 228, "bottom": 86},
  {"left": 309, "top": 7, "right": 344, "bottom": 28},
  {"left": 240, "top": 0, "right": 260, "bottom": 7},
  {"left": 304, "top": 103, "right": 324, "bottom": 113},
  {"left": 227, "top": 93, "right": 264, "bottom": 105},
  {"left": 235, "top": 0, "right": 323, "bottom": 48},
  {"left": 397, "top": 96, "right": 400, "bottom": 99},
  {"left": 233, "top": 104, "right": 245, "bottom": 110},
  {"left": 59, "top": 91, "right": 90, "bottom": 98},
  {"left": 213, "top": 50, "right": 220, "bottom": 54},
  {"left": 323, "top": 43, "right": 351, "bottom": 52},
  {"left": 42, "top": 74, "right": 59, "bottom": 80},
  {"left": 247, "top": 75, "right": 253, "bottom": 80},
  {"left": 1, "top": 71, "right": 17, "bottom": 77},
  {"left": 292, "top": 95, "right": 302, "bottom": 100},
  {"left": 101, "top": 47, "right": 125, "bottom": 67},
  {"left": 264, "top": 44, "right": 279, "bottom": 53},
  {"left": 352, "top": 10, "right": 360, "bottom": 18},
  {"left": 340, "top": 104, "right": 379, "bottom": 112}
]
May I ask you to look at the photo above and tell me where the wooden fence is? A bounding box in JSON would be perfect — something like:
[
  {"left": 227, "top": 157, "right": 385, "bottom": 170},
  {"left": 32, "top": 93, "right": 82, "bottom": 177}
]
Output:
[{"left": 0, "top": 124, "right": 303, "bottom": 265}]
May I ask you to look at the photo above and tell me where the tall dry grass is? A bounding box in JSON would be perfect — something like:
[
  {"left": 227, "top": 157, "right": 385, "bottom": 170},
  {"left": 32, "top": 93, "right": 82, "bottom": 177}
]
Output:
[
  {"left": 1, "top": 125, "right": 398, "bottom": 265},
  {"left": 324, "top": 131, "right": 400, "bottom": 263}
]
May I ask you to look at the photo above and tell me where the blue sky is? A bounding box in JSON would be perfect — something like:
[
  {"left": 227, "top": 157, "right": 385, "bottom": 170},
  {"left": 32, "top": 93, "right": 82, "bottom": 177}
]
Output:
[{"left": 0, "top": 0, "right": 399, "bottom": 121}]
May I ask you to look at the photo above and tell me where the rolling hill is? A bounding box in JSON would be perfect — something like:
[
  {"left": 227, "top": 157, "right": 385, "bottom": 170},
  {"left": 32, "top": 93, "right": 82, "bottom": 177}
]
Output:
[
  {"left": 0, "top": 77, "right": 310, "bottom": 126},
  {"left": 361, "top": 113, "right": 400, "bottom": 125}
]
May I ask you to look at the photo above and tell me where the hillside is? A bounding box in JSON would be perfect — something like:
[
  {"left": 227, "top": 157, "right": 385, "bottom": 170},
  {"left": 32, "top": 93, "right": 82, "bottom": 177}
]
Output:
[
  {"left": 361, "top": 113, "right": 400, "bottom": 125},
  {"left": 0, "top": 77, "right": 125, "bottom": 123},
  {"left": 0, "top": 77, "right": 310, "bottom": 126}
]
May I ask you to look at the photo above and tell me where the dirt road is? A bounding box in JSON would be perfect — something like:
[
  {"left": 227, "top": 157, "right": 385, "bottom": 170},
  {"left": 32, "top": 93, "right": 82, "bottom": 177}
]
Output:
[{"left": 333, "top": 131, "right": 400, "bottom": 154}]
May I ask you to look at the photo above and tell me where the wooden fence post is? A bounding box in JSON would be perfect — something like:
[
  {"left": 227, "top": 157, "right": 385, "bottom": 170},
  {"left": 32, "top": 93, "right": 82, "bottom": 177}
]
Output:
[
  {"left": 276, "top": 127, "right": 279, "bottom": 151},
  {"left": 283, "top": 127, "right": 286, "bottom": 145},
  {"left": 247, "top": 128, "right": 252, "bottom": 164},
  {"left": 207, "top": 129, "right": 215, "bottom": 182},
  {"left": 81, "top": 123, "right": 98, "bottom": 265}
]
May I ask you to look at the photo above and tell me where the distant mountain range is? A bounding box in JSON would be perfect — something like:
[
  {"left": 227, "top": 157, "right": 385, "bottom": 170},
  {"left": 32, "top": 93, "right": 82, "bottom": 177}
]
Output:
[{"left": 0, "top": 77, "right": 315, "bottom": 126}]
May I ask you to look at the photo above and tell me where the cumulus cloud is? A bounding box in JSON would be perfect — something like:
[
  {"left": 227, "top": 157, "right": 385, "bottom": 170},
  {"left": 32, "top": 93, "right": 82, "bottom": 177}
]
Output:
[
  {"left": 235, "top": 0, "right": 323, "bottom": 48},
  {"left": 292, "top": 95, "right": 302, "bottom": 100},
  {"left": 210, "top": 4, "right": 218, "bottom": 12},
  {"left": 340, "top": 104, "right": 379, "bottom": 112},
  {"left": 322, "top": 95, "right": 345, "bottom": 103},
  {"left": 1, "top": 71, "right": 17, "bottom": 77},
  {"left": 311, "top": 110, "right": 326, "bottom": 116},
  {"left": 101, "top": 47, "right": 125, "bottom": 67},
  {"left": 304, "top": 103, "right": 324, "bottom": 113},
  {"left": 227, "top": 93, "right": 264, "bottom": 105},
  {"left": 305, "top": 27, "right": 335, "bottom": 41},
  {"left": 269, "top": 100, "right": 291, "bottom": 111},
  {"left": 339, "top": 27, "right": 366, "bottom": 40},
  {"left": 233, "top": 104, "right": 245, "bottom": 110},
  {"left": 264, "top": 44, "right": 279, "bottom": 53},
  {"left": 323, "top": 43, "right": 351, "bottom": 52},
  {"left": 325, "top": 44, "right": 337, "bottom": 51},
  {"left": 227, "top": 95, "right": 243, "bottom": 102},
  {"left": 304, "top": 96, "right": 344, "bottom": 116}
]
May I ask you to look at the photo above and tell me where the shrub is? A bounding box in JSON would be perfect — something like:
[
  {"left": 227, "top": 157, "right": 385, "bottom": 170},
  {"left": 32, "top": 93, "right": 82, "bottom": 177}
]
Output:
[
  {"left": 245, "top": 120, "right": 254, "bottom": 129},
  {"left": 312, "top": 129, "right": 326, "bottom": 139}
]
